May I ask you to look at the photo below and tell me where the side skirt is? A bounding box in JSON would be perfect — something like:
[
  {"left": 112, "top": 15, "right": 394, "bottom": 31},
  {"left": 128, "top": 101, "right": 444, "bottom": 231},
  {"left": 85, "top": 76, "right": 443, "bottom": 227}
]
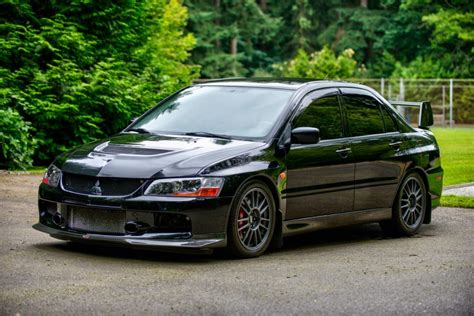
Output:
[{"left": 282, "top": 208, "right": 392, "bottom": 237}]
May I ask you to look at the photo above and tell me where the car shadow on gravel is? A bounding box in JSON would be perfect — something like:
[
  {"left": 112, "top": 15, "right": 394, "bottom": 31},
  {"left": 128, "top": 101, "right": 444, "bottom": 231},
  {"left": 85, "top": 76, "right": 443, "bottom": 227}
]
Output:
[
  {"left": 31, "top": 222, "right": 437, "bottom": 262},
  {"left": 33, "top": 241, "right": 218, "bottom": 263},
  {"left": 269, "top": 223, "right": 387, "bottom": 254}
]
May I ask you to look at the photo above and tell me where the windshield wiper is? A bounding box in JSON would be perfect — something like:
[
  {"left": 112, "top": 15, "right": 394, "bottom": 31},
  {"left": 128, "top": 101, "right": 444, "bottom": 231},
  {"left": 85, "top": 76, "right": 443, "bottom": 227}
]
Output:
[
  {"left": 185, "top": 131, "right": 232, "bottom": 140},
  {"left": 127, "top": 128, "right": 154, "bottom": 134}
]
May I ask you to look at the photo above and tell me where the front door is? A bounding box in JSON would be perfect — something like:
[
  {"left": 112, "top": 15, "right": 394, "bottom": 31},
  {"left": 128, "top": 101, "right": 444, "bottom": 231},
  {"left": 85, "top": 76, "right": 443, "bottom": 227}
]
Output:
[{"left": 284, "top": 88, "right": 355, "bottom": 220}]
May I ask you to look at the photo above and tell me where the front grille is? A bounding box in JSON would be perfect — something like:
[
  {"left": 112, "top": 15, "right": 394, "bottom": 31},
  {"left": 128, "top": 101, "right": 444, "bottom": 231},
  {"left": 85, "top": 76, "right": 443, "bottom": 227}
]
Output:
[
  {"left": 100, "top": 144, "right": 170, "bottom": 156},
  {"left": 62, "top": 173, "right": 143, "bottom": 196},
  {"left": 68, "top": 206, "right": 125, "bottom": 234}
]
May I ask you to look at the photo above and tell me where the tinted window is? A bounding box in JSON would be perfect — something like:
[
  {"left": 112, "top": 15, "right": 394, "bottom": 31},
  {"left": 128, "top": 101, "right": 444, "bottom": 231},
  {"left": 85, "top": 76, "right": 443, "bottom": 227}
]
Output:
[
  {"left": 293, "top": 95, "right": 343, "bottom": 140},
  {"left": 380, "top": 105, "right": 398, "bottom": 132},
  {"left": 131, "top": 86, "right": 294, "bottom": 139},
  {"left": 343, "top": 95, "right": 384, "bottom": 136}
]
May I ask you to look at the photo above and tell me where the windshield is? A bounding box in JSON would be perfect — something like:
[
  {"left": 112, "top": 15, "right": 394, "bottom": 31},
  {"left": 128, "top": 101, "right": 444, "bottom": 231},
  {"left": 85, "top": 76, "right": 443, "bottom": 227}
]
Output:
[{"left": 128, "top": 86, "right": 295, "bottom": 139}]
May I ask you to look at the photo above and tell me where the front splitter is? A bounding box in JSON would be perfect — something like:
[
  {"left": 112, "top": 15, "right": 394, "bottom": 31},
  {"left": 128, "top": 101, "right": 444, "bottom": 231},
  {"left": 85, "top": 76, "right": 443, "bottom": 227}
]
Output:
[{"left": 33, "top": 223, "right": 226, "bottom": 253}]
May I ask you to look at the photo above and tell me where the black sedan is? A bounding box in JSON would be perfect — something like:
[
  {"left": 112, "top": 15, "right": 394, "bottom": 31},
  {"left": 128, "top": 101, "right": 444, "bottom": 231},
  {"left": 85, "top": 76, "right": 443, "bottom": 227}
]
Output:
[{"left": 34, "top": 79, "right": 444, "bottom": 257}]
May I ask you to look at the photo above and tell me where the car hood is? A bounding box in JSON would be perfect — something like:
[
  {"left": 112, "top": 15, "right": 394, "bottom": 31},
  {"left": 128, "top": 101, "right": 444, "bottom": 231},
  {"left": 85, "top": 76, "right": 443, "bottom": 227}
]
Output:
[{"left": 57, "top": 133, "right": 267, "bottom": 179}]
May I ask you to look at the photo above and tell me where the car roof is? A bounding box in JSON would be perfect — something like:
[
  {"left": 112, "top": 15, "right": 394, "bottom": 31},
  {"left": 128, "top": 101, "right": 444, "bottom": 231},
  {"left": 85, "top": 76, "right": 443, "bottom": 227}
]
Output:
[{"left": 195, "top": 78, "right": 371, "bottom": 91}]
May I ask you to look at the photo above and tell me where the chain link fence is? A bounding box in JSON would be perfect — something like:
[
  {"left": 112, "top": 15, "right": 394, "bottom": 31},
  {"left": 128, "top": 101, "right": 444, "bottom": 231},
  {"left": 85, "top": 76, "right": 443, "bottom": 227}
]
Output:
[{"left": 347, "top": 79, "right": 474, "bottom": 127}]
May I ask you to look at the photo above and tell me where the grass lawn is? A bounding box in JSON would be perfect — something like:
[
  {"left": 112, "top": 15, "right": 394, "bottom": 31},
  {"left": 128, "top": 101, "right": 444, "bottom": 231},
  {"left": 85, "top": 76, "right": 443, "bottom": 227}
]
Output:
[
  {"left": 432, "top": 127, "right": 474, "bottom": 186},
  {"left": 440, "top": 195, "right": 474, "bottom": 208},
  {"left": 432, "top": 127, "right": 474, "bottom": 208},
  {"left": 26, "top": 166, "right": 47, "bottom": 174}
]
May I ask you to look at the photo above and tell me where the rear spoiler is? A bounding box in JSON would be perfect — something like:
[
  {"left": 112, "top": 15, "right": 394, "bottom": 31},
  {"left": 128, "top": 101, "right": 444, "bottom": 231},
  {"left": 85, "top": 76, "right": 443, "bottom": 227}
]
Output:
[{"left": 389, "top": 101, "right": 434, "bottom": 130}]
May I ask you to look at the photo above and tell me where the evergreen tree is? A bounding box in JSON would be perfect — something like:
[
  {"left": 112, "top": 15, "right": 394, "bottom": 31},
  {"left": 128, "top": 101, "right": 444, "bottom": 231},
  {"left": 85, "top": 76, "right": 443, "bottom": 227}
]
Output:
[{"left": 185, "top": 0, "right": 280, "bottom": 78}]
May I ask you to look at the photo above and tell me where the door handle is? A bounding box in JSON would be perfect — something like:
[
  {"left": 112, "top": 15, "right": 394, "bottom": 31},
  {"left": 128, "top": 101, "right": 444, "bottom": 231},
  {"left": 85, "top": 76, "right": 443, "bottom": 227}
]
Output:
[
  {"left": 389, "top": 141, "right": 403, "bottom": 151},
  {"left": 336, "top": 147, "right": 351, "bottom": 158}
]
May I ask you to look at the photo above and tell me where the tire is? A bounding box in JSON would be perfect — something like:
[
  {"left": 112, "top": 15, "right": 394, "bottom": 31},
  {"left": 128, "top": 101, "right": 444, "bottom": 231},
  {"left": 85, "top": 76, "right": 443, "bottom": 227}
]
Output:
[
  {"left": 227, "top": 180, "right": 276, "bottom": 258},
  {"left": 380, "top": 172, "right": 427, "bottom": 236}
]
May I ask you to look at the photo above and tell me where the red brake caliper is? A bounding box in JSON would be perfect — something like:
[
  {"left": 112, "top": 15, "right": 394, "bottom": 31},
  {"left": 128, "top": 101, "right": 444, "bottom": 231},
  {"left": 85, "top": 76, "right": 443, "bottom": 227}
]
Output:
[{"left": 238, "top": 208, "right": 245, "bottom": 238}]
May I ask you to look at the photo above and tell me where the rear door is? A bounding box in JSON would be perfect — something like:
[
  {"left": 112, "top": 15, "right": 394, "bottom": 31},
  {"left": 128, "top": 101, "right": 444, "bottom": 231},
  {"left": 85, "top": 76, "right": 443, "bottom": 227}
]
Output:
[
  {"left": 284, "top": 88, "right": 355, "bottom": 219},
  {"left": 340, "top": 88, "right": 405, "bottom": 211}
]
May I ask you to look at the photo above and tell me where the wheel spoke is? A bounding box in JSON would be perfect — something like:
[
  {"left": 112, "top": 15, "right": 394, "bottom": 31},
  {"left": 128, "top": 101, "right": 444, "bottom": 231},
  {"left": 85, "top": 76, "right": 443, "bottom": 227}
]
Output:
[
  {"left": 260, "top": 205, "right": 269, "bottom": 215},
  {"left": 242, "top": 200, "right": 251, "bottom": 213},
  {"left": 402, "top": 209, "right": 410, "bottom": 221},
  {"left": 256, "top": 229, "right": 262, "bottom": 243},
  {"left": 243, "top": 228, "right": 252, "bottom": 245},
  {"left": 411, "top": 181, "right": 417, "bottom": 194},
  {"left": 414, "top": 188, "right": 421, "bottom": 197},
  {"left": 238, "top": 223, "right": 249, "bottom": 232}
]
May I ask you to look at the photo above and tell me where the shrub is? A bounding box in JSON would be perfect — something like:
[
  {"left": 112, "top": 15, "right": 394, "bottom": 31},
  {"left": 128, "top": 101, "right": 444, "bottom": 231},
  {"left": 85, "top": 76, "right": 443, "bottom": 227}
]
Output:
[
  {"left": 0, "top": 0, "right": 199, "bottom": 169},
  {"left": 0, "top": 108, "right": 36, "bottom": 170}
]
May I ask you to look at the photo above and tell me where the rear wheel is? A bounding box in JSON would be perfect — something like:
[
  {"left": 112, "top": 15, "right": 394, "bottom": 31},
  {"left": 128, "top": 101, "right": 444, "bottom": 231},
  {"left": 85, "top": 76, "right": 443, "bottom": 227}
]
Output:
[
  {"left": 380, "top": 172, "right": 427, "bottom": 236},
  {"left": 227, "top": 180, "right": 276, "bottom": 258}
]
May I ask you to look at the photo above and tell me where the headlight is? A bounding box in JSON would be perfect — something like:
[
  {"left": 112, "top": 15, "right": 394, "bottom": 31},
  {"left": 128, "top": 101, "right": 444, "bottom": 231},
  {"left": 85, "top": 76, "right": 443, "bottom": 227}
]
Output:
[
  {"left": 42, "top": 165, "right": 62, "bottom": 187},
  {"left": 144, "top": 177, "right": 224, "bottom": 197}
]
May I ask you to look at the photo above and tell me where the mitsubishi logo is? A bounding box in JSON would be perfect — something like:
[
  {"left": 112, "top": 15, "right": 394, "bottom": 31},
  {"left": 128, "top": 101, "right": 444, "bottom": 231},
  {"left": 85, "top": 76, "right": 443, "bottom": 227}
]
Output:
[{"left": 90, "top": 180, "right": 102, "bottom": 195}]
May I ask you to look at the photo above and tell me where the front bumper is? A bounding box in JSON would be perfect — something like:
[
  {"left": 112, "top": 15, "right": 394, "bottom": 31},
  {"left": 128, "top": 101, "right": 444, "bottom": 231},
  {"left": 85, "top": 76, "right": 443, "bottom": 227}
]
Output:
[{"left": 35, "top": 183, "right": 232, "bottom": 252}]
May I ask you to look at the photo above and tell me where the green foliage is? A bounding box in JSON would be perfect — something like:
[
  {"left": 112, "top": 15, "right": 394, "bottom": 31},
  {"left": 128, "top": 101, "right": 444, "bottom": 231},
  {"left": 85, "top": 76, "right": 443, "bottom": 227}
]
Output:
[
  {"left": 1, "top": 0, "right": 473, "bottom": 169},
  {"left": 386, "top": 1, "right": 474, "bottom": 79},
  {"left": 423, "top": 9, "right": 474, "bottom": 45},
  {"left": 274, "top": 46, "right": 358, "bottom": 79},
  {"left": 456, "top": 87, "right": 474, "bottom": 124},
  {"left": 0, "top": 108, "right": 36, "bottom": 170},
  {"left": 185, "top": 0, "right": 280, "bottom": 78},
  {"left": 0, "top": 0, "right": 198, "bottom": 169},
  {"left": 185, "top": 0, "right": 473, "bottom": 79}
]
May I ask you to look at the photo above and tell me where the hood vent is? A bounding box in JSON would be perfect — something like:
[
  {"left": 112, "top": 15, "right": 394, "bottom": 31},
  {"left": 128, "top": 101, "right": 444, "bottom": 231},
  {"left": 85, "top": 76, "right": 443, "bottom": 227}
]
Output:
[{"left": 99, "top": 144, "right": 170, "bottom": 156}]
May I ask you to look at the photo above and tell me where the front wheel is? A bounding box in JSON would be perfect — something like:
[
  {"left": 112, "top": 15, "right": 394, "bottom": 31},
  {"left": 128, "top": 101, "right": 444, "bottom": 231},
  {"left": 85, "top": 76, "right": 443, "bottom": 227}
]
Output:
[
  {"left": 227, "top": 180, "right": 276, "bottom": 258},
  {"left": 380, "top": 172, "right": 427, "bottom": 236}
]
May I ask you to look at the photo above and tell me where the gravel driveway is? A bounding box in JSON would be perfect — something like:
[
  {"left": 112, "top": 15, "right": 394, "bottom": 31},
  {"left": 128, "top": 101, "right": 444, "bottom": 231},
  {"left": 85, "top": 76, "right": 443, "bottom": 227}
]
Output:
[{"left": 0, "top": 173, "right": 472, "bottom": 315}]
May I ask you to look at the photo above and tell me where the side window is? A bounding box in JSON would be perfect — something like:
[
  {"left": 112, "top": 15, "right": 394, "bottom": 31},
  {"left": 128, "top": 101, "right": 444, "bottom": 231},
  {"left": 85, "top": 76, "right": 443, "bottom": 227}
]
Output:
[
  {"left": 380, "top": 105, "right": 398, "bottom": 132},
  {"left": 293, "top": 95, "right": 343, "bottom": 140},
  {"left": 343, "top": 94, "right": 385, "bottom": 136}
]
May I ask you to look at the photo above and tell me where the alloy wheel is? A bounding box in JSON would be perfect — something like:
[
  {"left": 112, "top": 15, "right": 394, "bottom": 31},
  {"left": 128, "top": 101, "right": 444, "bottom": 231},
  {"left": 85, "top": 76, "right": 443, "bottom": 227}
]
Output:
[
  {"left": 236, "top": 188, "right": 273, "bottom": 251},
  {"left": 400, "top": 177, "right": 425, "bottom": 228}
]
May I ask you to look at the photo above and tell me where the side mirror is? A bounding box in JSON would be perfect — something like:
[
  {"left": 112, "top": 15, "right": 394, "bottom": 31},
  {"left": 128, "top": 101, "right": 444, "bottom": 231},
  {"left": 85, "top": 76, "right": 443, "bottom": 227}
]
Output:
[
  {"left": 419, "top": 101, "right": 433, "bottom": 129},
  {"left": 291, "top": 127, "right": 320, "bottom": 145}
]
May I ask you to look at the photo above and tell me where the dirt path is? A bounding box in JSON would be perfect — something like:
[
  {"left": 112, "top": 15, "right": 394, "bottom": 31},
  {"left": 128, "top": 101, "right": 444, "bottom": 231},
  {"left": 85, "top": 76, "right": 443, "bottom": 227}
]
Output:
[{"left": 0, "top": 174, "right": 473, "bottom": 315}]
